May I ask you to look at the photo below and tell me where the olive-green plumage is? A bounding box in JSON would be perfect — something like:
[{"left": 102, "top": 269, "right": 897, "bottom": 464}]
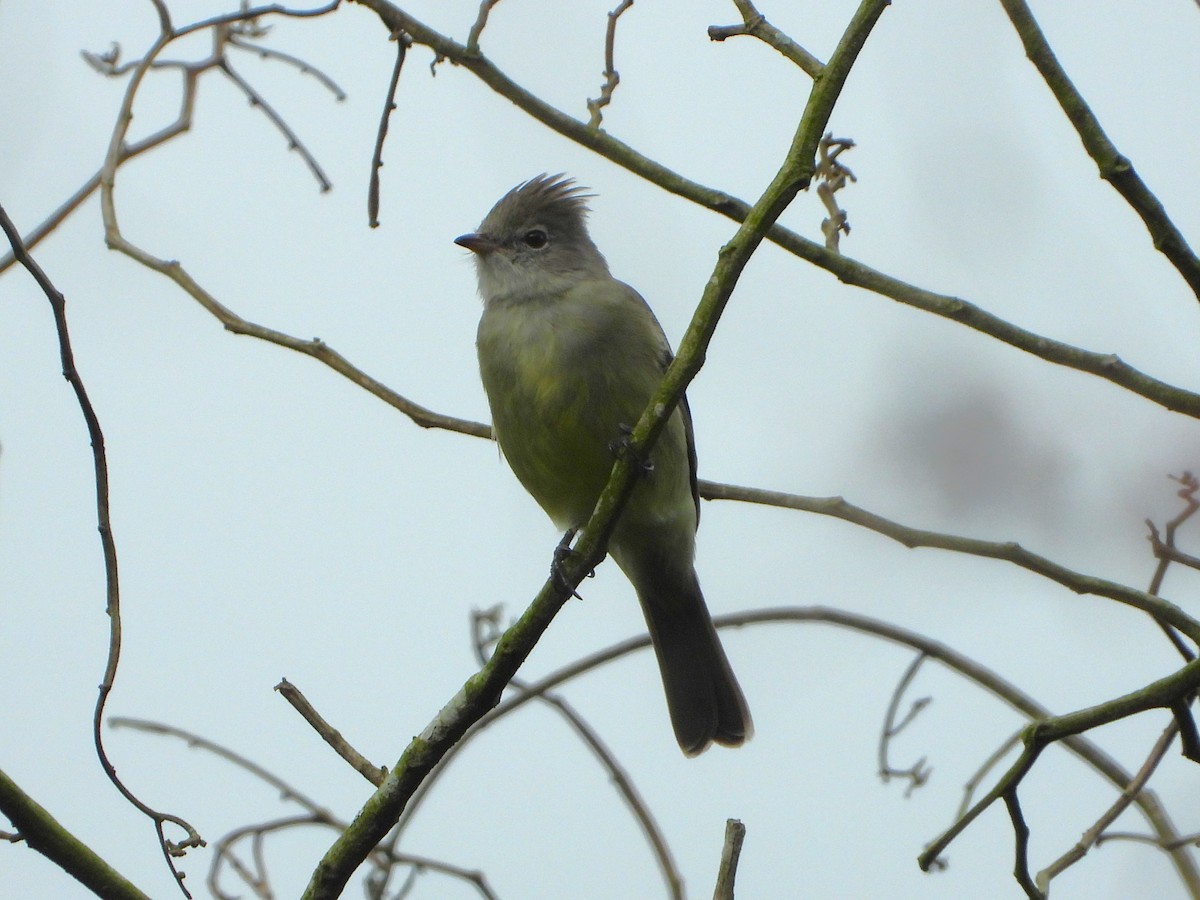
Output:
[{"left": 458, "top": 175, "right": 751, "bottom": 756}]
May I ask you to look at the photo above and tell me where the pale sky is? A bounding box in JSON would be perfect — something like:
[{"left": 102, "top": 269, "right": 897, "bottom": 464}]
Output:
[{"left": 3, "top": 2, "right": 1200, "bottom": 898}]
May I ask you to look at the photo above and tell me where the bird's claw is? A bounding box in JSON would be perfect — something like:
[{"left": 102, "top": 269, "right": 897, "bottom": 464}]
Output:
[
  {"left": 608, "top": 423, "right": 655, "bottom": 476},
  {"left": 552, "top": 528, "right": 594, "bottom": 600}
]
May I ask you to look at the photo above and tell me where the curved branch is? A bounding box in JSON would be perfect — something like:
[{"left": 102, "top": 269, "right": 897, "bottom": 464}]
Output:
[
  {"left": 0, "top": 200, "right": 205, "bottom": 895},
  {"left": 385, "top": 607, "right": 1200, "bottom": 896}
]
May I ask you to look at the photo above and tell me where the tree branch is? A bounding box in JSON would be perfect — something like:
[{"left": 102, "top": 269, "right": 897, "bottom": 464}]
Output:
[
  {"left": 998, "top": 0, "right": 1200, "bottom": 301},
  {"left": 0, "top": 767, "right": 150, "bottom": 900},
  {"left": 708, "top": 0, "right": 825, "bottom": 78}
]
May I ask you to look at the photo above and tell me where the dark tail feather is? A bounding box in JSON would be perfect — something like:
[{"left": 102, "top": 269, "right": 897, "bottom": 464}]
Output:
[{"left": 635, "top": 568, "right": 752, "bottom": 756}]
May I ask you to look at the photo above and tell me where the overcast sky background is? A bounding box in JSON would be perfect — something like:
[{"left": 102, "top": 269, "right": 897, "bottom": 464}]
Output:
[{"left": 3, "top": 1, "right": 1200, "bottom": 898}]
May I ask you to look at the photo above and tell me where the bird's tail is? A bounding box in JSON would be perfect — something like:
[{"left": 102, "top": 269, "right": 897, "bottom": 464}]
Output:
[{"left": 630, "top": 563, "right": 753, "bottom": 756}]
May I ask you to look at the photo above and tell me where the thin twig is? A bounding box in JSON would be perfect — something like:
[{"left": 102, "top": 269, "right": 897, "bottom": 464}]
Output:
[
  {"left": 955, "top": 729, "right": 1022, "bottom": 820},
  {"left": 998, "top": 0, "right": 1200, "bottom": 301},
  {"left": 1097, "top": 831, "right": 1200, "bottom": 851},
  {"left": 465, "top": 0, "right": 503, "bottom": 53},
  {"left": 228, "top": 36, "right": 348, "bottom": 98},
  {"left": 586, "top": 0, "right": 634, "bottom": 129},
  {"left": 699, "top": 480, "right": 1200, "bottom": 644},
  {"left": 1037, "top": 720, "right": 1179, "bottom": 893},
  {"left": 110, "top": 718, "right": 340, "bottom": 820},
  {"left": 218, "top": 56, "right": 333, "bottom": 191},
  {"left": 368, "top": 30, "right": 411, "bottom": 227},
  {"left": 1144, "top": 472, "right": 1200, "bottom": 661},
  {"left": 274, "top": 680, "right": 387, "bottom": 784},
  {"left": 712, "top": 819, "right": 746, "bottom": 900},
  {"left": 707, "top": 0, "right": 824, "bottom": 78},
  {"left": 1005, "top": 790, "right": 1042, "bottom": 900},
  {"left": 0, "top": 202, "right": 204, "bottom": 896},
  {"left": 470, "top": 610, "right": 683, "bottom": 900},
  {"left": 877, "top": 653, "right": 932, "bottom": 796},
  {"left": 0, "top": 2, "right": 339, "bottom": 273}
]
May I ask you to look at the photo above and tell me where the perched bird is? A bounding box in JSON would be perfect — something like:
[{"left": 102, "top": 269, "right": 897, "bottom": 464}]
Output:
[{"left": 457, "top": 175, "right": 751, "bottom": 756}]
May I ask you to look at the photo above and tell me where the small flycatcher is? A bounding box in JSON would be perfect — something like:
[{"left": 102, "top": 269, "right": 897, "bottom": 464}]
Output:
[{"left": 457, "top": 175, "right": 751, "bottom": 756}]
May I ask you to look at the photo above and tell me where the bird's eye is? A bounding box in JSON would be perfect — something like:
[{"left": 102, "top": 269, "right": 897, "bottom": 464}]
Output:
[{"left": 522, "top": 228, "right": 549, "bottom": 249}]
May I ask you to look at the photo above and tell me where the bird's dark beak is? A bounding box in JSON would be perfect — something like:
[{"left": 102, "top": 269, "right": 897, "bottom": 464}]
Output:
[{"left": 454, "top": 232, "right": 496, "bottom": 255}]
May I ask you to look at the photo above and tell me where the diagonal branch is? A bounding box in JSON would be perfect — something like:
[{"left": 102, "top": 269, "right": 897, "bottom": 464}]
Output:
[
  {"left": 998, "top": 0, "right": 1200, "bottom": 301},
  {"left": 0, "top": 767, "right": 150, "bottom": 900},
  {"left": 708, "top": 0, "right": 825, "bottom": 78},
  {"left": 1036, "top": 720, "right": 1179, "bottom": 893}
]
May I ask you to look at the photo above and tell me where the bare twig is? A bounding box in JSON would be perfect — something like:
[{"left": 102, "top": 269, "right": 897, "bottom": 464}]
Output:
[
  {"left": 368, "top": 30, "right": 411, "bottom": 227},
  {"left": 218, "top": 52, "right": 333, "bottom": 191},
  {"left": 1150, "top": 535, "right": 1200, "bottom": 573},
  {"left": 174, "top": 1, "right": 341, "bottom": 40},
  {"left": 110, "top": 717, "right": 341, "bottom": 823},
  {"left": 708, "top": 0, "right": 824, "bottom": 78},
  {"left": 465, "top": 0, "right": 503, "bottom": 53},
  {"left": 700, "top": 480, "right": 1200, "bottom": 644},
  {"left": 1144, "top": 472, "right": 1200, "bottom": 661},
  {"left": 1097, "top": 831, "right": 1200, "bottom": 851},
  {"left": 712, "top": 819, "right": 746, "bottom": 900},
  {"left": 955, "top": 729, "right": 1022, "bottom": 820},
  {"left": 1172, "top": 698, "right": 1200, "bottom": 763},
  {"left": 228, "top": 36, "right": 348, "bottom": 98},
  {"left": 998, "top": 0, "right": 1200, "bottom": 301},
  {"left": 470, "top": 609, "right": 683, "bottom": 900},
  {"left": 1004, "top": 790, "right": 1041, "bottom": 899},
  {"left": 814, "top": 133, "right": 856, "bottom": 250},
  {"left": 878, "top": 653, "right": 932, "bottom": 796},
  {"left": 586, "top": 0, "right": 634, "bottom": 129},
  {"left": 0, "top": 2, "right": 340, "bottom": 273},
  {"left": 111, "top": 719, "right": 495, "bottom": 899},
  {"left": 0, "top": 202, "right": 203, "bottom": 895},
  {"left": 1037, "top": 721, "right": 1179, "bottom": 893},
  {"left": 274, "top": 680, "right": 388, "bottom": 784}
]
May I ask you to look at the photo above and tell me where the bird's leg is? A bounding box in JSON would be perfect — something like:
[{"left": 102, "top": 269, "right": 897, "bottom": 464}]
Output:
[
  {"left": 608, "top": 423, "right": 655, "bottom": 476},
  {"left": 551, "top": 527, "right": 594, "bottom": 600}
]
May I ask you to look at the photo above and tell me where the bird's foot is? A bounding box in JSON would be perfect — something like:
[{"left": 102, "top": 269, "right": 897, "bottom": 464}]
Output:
[
  {"left": 608, "top": 423, "right": 654, "bottom": 476},
  {"left": 551, "top": 528, "right": 594, "bottom": 599}
]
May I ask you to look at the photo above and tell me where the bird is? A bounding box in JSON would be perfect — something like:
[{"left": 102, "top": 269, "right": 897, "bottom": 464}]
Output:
[{"left": 456, "top": 174, "right": 751, "bottom": 756}]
